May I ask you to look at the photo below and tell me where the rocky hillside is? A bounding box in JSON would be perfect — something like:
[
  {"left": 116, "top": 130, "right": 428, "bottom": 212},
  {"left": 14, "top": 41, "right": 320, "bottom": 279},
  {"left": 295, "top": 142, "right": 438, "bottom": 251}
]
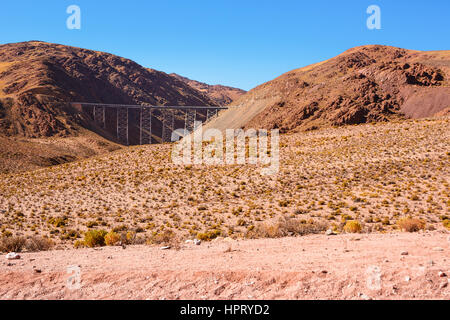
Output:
[
  {"left": 170, "top": 73, "right": 246, "bottom": 106},
  {"left": 211, "top": 45, "right": 450, "bottom": 132},
  {"left": 0, "top": 41, "right": 218, "bottom": 138}
]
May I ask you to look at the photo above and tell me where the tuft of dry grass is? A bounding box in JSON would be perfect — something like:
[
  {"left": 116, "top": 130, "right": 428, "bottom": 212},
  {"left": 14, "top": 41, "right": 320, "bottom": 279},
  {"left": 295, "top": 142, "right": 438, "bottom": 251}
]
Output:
[
  {"left": 104, "top": 231, "right": 121, "bottom": 246},
  {"left": 343, "top": 220, "right": 362, "bottom": 233},
  {"left": 0, "top": 236, "right": 26, "bottom": 253},
  {"left": 83, "top": 230, "right": 107, "bottom": 248},
  {"left": 397, "top": 218, "right": 426, "bottom": 232},
  {"left": 25, "top": 236, "right": 54, "bottom": 252},
  {"left": 147, "top": 230, "right": 179, "bottom": 247},
  {"left": 443, "top": 220, "right": 450, "bottom": 230},
  {"left": 247, "top": 217, "right": 328, "bottom": 239},
  {"left": 197, "top": 229, "right": 222, "bottom": 241}
]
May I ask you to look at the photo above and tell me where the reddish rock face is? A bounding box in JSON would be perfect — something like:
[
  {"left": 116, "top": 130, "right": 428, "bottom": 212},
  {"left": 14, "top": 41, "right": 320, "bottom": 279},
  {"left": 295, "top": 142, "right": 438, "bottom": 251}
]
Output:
[{"left": 233, "top": 45, "right": 450, "bottom": 132}]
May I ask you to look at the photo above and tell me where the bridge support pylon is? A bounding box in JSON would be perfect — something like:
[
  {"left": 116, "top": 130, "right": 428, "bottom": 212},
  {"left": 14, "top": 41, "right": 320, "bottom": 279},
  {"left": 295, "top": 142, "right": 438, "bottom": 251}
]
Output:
[{"left": 117, "top": 107, "right": 129, "bottom": 145}]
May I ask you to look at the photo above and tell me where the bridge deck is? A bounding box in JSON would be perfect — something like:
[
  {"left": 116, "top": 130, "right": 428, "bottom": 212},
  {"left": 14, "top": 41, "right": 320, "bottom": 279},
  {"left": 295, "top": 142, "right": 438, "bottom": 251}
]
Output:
[{"left": 70, "top": 102, "right": 228, "bottom": 110}]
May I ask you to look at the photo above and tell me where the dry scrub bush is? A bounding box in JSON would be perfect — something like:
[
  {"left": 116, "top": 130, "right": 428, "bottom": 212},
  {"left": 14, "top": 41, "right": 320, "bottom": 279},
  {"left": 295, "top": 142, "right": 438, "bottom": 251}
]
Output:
[
  {"left": 83, "top": 230, "right": 107, "bottom": 247},
  {"left": 0, "top": 235, "right": 54, "bottom": 253},
  {"left": 25, "top": 236, "right": 54, "bottom": 252},
  {"left": 104, "top": 231, "right": 120, "bottom": 246},
  {"left": 197, "top": 229, "right": 222, "bottom": 241},
  {"left": 397, "top": 218, "right": 425, "bottom": 232},
  {"left": 0, "top": 236, "right": 26, "bottom": 253},
  {"left": 343, "top": 220, "right": 362, "bottom": 233},
  {"left": 443, "top": 220, "right": 450, "bottom": 230},
  {"left": 147, "top": 230, "right": 179, "bottom": 246},
  {"left": 248, "top": 217, "right": 328, "bottom": 239},
  {"left": 125, "top": 231, "right": 136, "bottom": 244},
  {"left": 118, "top": 231, "right": 145, "bottom": 245},
  {"left": 73, "top": 240, "right": 85, "bottom": 249}
]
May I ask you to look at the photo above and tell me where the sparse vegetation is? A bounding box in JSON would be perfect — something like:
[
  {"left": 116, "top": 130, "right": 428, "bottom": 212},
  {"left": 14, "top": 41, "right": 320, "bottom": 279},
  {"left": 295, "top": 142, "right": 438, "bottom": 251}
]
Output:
[
  {"left": 104, "top": 231, "right": 121, "bottom": 246},
  {"left": 147, "top": 230, "right": 178, "bottom": 246},
  {"left": 197, "top": 229, "right": 222, "bottom": 241},
  {"left": 343, "top": 220, "right": 362, "bottom": 233},
  {"left": 248, "top": 217, "right": 328, "bottom": 238},
  {"left": 397, "top": 218, "right": 426, "bottom": 232},
  {"left": 443, "top": 220, "right": 450, "bottom": 230},
  {"left": 83, "top": 230, "right": 108, "bottom": 248},
  {"left": 0, "top": 118, "right": 448, "bottom": 247},
  {"left": 25, "top": 236, "right": 54, "bottom": 252},
  {"left": 0, "top": 236, "right": 26, "bottom": 253}
]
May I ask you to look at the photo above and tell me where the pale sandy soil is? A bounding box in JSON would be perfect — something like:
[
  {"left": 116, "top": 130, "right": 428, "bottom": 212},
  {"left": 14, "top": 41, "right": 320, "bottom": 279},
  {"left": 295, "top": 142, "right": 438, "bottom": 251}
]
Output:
[{"left": 0, "top": 232, "right": 448, "bottom": 300}]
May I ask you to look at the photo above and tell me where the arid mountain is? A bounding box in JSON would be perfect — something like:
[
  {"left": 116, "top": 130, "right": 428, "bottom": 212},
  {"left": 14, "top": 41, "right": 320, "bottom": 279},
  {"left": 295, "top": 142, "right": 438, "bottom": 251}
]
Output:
[
  {"left": 208, "top": 45, "right": 450, "bottom": 132},
  {"left": 170, "top": 73, "right": 246, "bottom": 106},
  {"left": 0, "top": 41, "right": 218, "bottom": 138},
  {"left": 0, "top": 41, "right": 233, "bottom": 173}
]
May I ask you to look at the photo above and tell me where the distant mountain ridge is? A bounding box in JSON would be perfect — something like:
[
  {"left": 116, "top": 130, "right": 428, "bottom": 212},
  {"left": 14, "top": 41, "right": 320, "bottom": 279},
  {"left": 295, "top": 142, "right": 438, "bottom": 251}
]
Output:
[{"left": 169, "top": 73, "right": 246, "bottom": 106}]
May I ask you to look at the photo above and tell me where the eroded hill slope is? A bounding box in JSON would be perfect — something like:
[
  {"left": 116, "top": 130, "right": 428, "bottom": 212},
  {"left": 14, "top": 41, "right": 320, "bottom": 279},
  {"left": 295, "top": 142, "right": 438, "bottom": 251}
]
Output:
[{"left": 209, "top": 46, "right": 450, "bottom": 132}]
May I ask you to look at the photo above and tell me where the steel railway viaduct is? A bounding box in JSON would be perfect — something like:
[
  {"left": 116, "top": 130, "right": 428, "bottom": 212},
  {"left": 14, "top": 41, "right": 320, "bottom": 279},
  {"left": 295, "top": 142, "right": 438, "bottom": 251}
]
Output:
[{"left": 71, "top": 102, "right": 227, "bottom": 146}]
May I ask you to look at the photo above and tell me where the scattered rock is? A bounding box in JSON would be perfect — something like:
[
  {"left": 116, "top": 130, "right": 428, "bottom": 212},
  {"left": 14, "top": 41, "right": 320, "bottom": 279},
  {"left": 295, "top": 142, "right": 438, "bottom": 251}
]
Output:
[
  {"left": 5, "top": 252, "right": 20, "bottom": 260},
  {"left": 325, "top": 229, "right": 336, "bottom": 236},
  {"left": 223, "top": 244, "right": 232, "bottom": 253},
  {"left": 432, "top": 247, "right": 444, "bottom": 252},
  {"left": 214, "top": 284, "right": 226, "bottom": 295},
  {"left": 400, "top": 251, "right": 409, "bottom": 256},
  {"left": 358, "top": 293, "right": 372, "bottom": 300},
  {"left": 33, "top": 268, "right": 42, "bottom": 274},
  {"left": 194, "top": 239, "right": 201, "bottom": 246},
  {"left": 404, "top": 276, "right": 411, "bottom": 282},
  {"left": 438, "top": 271, "right": 447, "bottom": 278},
  {"left": 160, "top": 246, "right": 171, "bottom": 250}
]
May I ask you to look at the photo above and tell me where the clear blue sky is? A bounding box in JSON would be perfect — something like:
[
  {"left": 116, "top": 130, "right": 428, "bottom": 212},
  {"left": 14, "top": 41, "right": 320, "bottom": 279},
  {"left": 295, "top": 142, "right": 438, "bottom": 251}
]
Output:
[{"left": 1, "top": 0, "right": 449, "bottom": 90}]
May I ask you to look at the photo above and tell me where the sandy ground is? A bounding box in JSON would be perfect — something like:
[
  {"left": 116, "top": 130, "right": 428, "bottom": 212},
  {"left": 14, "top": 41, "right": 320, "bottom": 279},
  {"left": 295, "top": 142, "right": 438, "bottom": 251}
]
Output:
[{"left": 0, "top": 232, "right": 448, "bottom": 300}]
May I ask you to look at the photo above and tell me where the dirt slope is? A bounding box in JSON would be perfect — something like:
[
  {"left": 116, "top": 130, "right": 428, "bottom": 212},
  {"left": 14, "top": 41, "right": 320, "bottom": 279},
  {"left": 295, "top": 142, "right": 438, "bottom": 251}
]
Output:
[
  {"left": 0, "top": 233, "right": 448, "bottom": 300},
  {"left": 0, "top": 129, "right": 121, "bottom": 174},
  {"left": 208, "top": 45, "right": 450, "bottom": 132},
  {"left": 170, "top": 73, "right": 246, "bottom": 106}
]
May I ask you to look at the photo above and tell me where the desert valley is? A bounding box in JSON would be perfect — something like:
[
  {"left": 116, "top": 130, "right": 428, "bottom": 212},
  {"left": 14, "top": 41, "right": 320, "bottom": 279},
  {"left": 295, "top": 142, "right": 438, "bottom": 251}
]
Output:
[{"left": 0, "top": 41, "right": 448, "bottom": 300}]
